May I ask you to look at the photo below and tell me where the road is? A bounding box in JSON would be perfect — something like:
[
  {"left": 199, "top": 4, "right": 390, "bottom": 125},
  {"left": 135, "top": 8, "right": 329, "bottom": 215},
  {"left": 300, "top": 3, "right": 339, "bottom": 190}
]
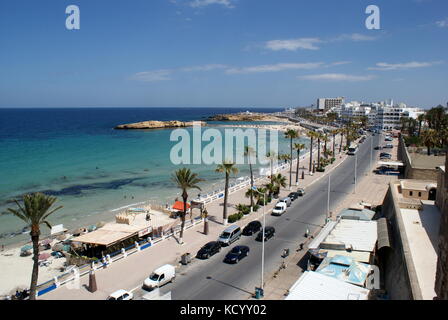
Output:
[{"left": 132, "top": 133, "right": 383, "bottom": 300}]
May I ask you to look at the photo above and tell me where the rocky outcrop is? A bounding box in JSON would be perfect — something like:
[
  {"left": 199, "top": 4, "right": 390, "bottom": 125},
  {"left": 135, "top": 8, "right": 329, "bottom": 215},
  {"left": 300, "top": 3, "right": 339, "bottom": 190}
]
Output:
[
  {"left": 206, "top": 113, "right": 283, "bottom": 122},
  {"left": 114, "top": 120, "right": 205, "bottom": 130}
]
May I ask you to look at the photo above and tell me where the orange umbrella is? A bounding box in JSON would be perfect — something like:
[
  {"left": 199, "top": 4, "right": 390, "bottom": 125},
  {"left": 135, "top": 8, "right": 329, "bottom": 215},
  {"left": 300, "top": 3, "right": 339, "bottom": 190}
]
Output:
[{"left": 172, "top": 201, "right": 190, "bottom": 211}]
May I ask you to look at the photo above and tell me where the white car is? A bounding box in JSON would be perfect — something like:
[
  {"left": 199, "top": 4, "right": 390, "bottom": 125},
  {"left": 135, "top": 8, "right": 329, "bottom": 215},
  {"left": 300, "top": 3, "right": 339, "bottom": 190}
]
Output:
[
  {"left": 107, "top": 289, "right": 133, "bottom": 300},
  {"left": 272, "top": 202, "right": 287, "bottom": 216}
]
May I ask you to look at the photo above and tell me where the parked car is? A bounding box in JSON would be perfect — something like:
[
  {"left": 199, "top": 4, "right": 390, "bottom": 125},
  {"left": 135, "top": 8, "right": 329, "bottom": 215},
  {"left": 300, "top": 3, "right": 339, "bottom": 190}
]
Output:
[
  {"left": 242, "top": 221, "right": 262, "bottom": 236},
  {"left": 287, "top": 192, "right": 300, "bottom": 201},
  {"left": 256, "top": 226, "right": 275, "bottom": 242},
  {"left": 107, "top": 289, "right": 133, "bottom": 300},
  {"left": 385, "top": 137, "right": 393, "bottom": 142},
  {"left": 374, "top": 146, "right": 383, "bottom": 150},
  {"left": 384, "top": 144, "right": 394, "bottom": 149},
  {"left": 278, "top": 197, "right": 292, "bottom": 207},
  {"left": 380, "top": 153, "right": 392, "bottom": 159},
  {"left": 196, "top": 241, "right": 221, "bottom": 259},
  {"left": 143, "top": 264, "right": 176, "bottom": 290},
  {"left": 223, "top": 245, "right": 250, "bottom": 264},
  {"left": 218, "top": 225, "right": 242, "bottom": 246},
  {"left": 272, "top": 202, "right": 287, "bottom": 216},
  {"left": 297, "top": 188, "right": 306, "bottom": 196}
]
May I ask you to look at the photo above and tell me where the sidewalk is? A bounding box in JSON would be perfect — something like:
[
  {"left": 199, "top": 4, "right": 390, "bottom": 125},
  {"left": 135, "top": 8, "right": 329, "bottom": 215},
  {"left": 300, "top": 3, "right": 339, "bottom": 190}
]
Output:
[
  {"left": 43, "top": 133, "right": 347, "bottom": 300},
  {"left": 261, "top": 135, "right": 400, "bottom": 300}
]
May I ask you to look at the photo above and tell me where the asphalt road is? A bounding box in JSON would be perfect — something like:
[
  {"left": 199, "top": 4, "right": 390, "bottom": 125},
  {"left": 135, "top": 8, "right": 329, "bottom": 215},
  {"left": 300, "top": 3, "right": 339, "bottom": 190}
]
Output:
[{"left": 133, "top": 133, "right": 383, "bottom": 300}]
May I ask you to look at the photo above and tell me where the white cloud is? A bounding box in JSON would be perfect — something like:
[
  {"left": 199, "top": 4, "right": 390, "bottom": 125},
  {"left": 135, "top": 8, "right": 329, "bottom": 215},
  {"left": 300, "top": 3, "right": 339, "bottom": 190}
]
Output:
[
  {"left": 265, "top": 38, "right": 322, "bottom": 51},
  {"left": 131, "top": 70, "right": 172, "bottom": 82},
  {"left": 329, "top": 61, "right": 352, "bottom": 66},
  {"left": 368, "top": 61, "right": 442, "bottom": 71},
  {"left": 226, "top": 62, "right": 324, "bottom": 74},
  {"left": 298, "top": 73, "right": 374, "bottom": 81},
  {"left": 436, "top": 18, "right": 448, "bottom": 27},
  {"left": 332, "top": 33, "right": 377, "bottom": 42},
  {"left": 180, "top": 64, "right": 228, "bottom": 72},
  {"left": 189, "top": 0, "right": 235, "bottom": 8}
]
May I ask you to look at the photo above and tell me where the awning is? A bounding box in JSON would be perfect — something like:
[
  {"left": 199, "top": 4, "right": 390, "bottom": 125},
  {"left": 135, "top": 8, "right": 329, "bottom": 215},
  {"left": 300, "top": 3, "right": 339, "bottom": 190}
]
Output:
[
  {"left": 377, "top": 218, "right": 392, "bottom": 250},
  {"left": 377, "top": 161, "right": 404, "bottom": 167}
]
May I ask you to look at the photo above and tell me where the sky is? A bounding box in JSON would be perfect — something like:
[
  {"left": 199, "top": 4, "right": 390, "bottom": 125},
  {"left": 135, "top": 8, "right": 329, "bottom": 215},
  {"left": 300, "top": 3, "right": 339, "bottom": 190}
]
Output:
[{"left": 0, "top": 0, "right": 447, "bottom": 109}]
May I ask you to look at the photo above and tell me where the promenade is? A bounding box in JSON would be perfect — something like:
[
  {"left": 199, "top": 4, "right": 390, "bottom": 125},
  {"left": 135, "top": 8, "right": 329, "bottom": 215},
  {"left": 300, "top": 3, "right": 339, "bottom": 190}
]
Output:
[{"left": 43, "top": 131, "right": 347, "bottom": 300}]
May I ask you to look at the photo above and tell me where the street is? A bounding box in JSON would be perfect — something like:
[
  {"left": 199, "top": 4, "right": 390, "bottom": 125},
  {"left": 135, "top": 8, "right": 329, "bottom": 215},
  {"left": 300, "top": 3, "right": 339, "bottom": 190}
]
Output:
[{"left": 131, "top": 133, "right": 383, "bottom": 300}]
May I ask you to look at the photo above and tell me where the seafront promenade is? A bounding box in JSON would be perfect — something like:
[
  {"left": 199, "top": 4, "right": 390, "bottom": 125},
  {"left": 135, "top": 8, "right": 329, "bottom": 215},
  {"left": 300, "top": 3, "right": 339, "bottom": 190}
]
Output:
[{"left": 42, "top": 131, "right": 346, "bottom": 300}]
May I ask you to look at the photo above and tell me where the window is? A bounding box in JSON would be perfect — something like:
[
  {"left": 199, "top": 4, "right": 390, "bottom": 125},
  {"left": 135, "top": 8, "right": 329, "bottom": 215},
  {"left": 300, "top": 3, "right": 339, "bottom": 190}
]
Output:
[
  {"left": 418, "top": 192, "right": 422, "bottom": 197},
  {"left": 410, "top": 191, "right": 413, "bottom": 196}
]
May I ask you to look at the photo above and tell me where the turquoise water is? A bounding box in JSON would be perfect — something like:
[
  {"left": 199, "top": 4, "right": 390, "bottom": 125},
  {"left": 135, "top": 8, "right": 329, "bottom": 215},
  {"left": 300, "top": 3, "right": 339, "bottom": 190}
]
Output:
[{"left": 0, "top": 108, "right": 309, "bottom": 245}]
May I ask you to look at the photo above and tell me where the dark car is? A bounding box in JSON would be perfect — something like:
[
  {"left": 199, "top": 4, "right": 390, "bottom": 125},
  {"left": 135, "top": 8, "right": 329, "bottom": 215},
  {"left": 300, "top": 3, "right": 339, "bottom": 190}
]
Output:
[
  {"left": 196, "top": 241, "right": 221, "bottom": 259},
  {"left": 223, "top": 245, "right": 250, "bottom": 264},
  {"left": 256, "top": 226, "right": 275, "bottom": 242},
  {"left": 242, "top": 221, "right": 262, "bottom": 236},
  {"left": 297, "top": 188, "right": 306, "bottom": 196},
  {"left": 374, "top": 146, "right": 383, "bottom": 150},
  {"left": 288, "top": 192, "right": 299, "bottom": 201}
]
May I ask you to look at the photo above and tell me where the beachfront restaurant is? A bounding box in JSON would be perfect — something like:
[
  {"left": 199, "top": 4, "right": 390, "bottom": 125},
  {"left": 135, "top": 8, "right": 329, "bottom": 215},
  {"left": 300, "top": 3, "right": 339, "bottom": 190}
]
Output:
[{"left": 71, "top": 223, "right": 152, "bottom": 258}]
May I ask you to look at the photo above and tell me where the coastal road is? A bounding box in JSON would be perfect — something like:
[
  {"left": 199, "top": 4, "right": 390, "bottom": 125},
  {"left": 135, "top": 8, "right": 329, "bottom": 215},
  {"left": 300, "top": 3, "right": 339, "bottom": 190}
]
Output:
[{"left": 131, "top": 133, "right": 383, "bottom": 300}]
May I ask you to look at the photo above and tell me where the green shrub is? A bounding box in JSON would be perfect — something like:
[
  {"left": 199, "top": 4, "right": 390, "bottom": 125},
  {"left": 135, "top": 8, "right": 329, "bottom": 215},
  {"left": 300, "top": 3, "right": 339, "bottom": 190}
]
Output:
[
  {"left": 228, "top": 212, "right": 244, "bottom": 223},
  {"left": 252, "top": 204, "right": 260, "bottom": 212},
  {"left": 316, "top": 167, "right": 325, "bottom": 172}
]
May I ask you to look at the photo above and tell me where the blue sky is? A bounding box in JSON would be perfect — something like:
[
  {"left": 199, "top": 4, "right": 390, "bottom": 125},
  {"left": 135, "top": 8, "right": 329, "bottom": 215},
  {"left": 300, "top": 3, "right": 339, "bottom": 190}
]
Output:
[{"left": 0, "top": 0, "right": 447, "bottom": 108}]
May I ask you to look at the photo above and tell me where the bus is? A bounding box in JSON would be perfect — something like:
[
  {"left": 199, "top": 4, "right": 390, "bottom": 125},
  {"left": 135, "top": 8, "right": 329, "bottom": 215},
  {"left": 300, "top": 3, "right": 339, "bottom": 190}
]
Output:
[{"left": 347, "top": 144, "right": 359, "bottom": 155}]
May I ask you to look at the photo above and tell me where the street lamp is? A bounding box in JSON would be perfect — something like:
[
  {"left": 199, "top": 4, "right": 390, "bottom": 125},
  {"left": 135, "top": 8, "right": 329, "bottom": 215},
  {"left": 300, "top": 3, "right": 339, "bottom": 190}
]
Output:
[{"left": 252, "top": 186, "right": 266, "bottom": 297}]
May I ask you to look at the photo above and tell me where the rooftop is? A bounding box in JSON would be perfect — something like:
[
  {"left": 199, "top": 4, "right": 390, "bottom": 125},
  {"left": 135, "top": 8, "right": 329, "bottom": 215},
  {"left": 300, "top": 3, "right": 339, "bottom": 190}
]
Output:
[
  {"left": 308, "top": 219, "right": 378, "bottom": 252},
  {"left": 285, "top": 271, "right": 370, "bottom": 300},
  {"left": 393, "top": 182, "right": 441, "bottom": 300}
]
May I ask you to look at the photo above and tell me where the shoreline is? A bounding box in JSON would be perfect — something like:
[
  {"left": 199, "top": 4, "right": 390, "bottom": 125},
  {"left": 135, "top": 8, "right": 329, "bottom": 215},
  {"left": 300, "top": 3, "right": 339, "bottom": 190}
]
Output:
[{"left": 1, "top": 118, "right": 305, "bottom": 251}]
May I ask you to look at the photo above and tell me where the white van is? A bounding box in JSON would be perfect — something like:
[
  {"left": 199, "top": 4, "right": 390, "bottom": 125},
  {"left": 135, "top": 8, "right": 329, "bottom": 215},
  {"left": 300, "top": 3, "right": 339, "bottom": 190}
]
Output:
[
  {"left": 218, "top": 225, "right": 242, "bottom": 246},
  {"left": 143, "top": 264, "right": 176, "bottom": 289},
  {"left": 272, "top": 202, "right": 287, "bottom": 216}
]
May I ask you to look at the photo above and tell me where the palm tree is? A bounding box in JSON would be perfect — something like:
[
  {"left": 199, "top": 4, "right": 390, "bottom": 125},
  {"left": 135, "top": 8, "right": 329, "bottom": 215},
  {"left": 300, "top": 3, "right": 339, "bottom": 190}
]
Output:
[
  {"left": 284, "top": 129, "right": 299, "bottom": 189},
  {"left": 322, "top": 134, "right": 330, "bottom": 158},
  {"left": 272, "top": 173, "right": 287, "bottom": 197},
  {"left": 306, "top": 131, "right": 317, "bottom": 172},
  {"left": 316, "top": 132, "right": 323, "bottom": 167},
  {"left": 265, "top": 151, "right": 277, "bottom": 184},
  {"left": 421, "top": 129, "right": 438, "bottom": 156},
  {"left": 7, "top": 193, "right": 63, "bottom": 299},
  {"left": 244, "top": 146, "right": 256, "bottom": 211},
  {"left": 216, "top": 161, "right": 238, "bottom": 225},
  {"left": 330, "top": 129, "right": 337, "bottom": 156},
  {"left": 339, "top": 128, "right": 344, "bottom": 153},
  {"left": 172, "top": 168, "right": 203, "bottom": 244},
  {"left": 417, "top": 114, "right": 425, "bottom": 137},
  {"left": 293, "top": 143, "right": 305, "bottom": 184}
]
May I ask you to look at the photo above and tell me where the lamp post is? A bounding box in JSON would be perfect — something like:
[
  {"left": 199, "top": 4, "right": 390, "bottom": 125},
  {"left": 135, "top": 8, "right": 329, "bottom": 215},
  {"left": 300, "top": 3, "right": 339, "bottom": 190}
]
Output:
[
  {"left": 252, "top": 186, "right": 266, "bottom": 296},
  {"left": 354, "top": 153, "right": 358, "bottom": 194}
]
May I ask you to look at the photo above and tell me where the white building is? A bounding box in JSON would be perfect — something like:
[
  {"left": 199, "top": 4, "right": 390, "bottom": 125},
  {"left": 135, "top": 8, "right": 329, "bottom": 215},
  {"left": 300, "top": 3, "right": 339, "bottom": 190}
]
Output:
[
  {"left": 375, "top": 103, "right": 424, "bottom": 130},
  {"left": 317, "top": 97, "right": 345, "bottom": 110}
]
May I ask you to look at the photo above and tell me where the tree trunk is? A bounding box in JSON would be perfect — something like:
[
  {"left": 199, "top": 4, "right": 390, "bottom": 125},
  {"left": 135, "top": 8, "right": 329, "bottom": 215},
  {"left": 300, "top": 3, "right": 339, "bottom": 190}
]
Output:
[
  {"left": 333, "top": 134, "right": 336, "bottom": 157},
  {"left": 29, "top": 229, "right": 40, "bottom": 300},
  {"left": 179, "top": 195, "right": 188, "bottom": 244},
  {"left": 289, "top": 138, "right": 293, "bottom": 189},
  {"left": 295, "top": 150, "right": 300, "bottom": 184},
  {"left": 223, "top": 172, "right": 229, "bottom": 225},
  {"left": 339, "top": 133, "right": 343, "bottom": 153},
  {"left": 317, "top": 139, "right": 321, "bottom": 168},
  {"left": 270, "top": 160, "right": 274, "bottom": 184},
  {"left": 249, "top": 162, "right": 254, "bottom": 211},
  {"left": 309, "top": 138, "right": 314, "bottom": 171}
]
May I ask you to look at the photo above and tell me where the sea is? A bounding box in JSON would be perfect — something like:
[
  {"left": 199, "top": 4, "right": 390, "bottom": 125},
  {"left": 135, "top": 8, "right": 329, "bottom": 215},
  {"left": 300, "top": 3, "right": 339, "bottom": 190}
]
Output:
[{"left": 0, "top": 107, "right": 309, "bottom": 246}]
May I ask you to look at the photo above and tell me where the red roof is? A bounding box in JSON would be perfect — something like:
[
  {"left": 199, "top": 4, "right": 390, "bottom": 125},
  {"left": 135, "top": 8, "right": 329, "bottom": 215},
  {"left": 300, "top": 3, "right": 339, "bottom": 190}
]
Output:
[{"left": 172, "top": 201, "right": 190, "bottom": 211}]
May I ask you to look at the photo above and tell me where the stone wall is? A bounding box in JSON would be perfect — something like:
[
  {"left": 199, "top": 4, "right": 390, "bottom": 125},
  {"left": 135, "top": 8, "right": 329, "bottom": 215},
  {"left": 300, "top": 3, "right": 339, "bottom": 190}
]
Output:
[
  {"left": 380, "top": 182, "right": 423, "bottom": 300},
  {"left": 398, "top": 135, "right": 440, "bottom": 181},
  {"left": 435, "top": 154, "right": 448, "bottom": 299}
]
